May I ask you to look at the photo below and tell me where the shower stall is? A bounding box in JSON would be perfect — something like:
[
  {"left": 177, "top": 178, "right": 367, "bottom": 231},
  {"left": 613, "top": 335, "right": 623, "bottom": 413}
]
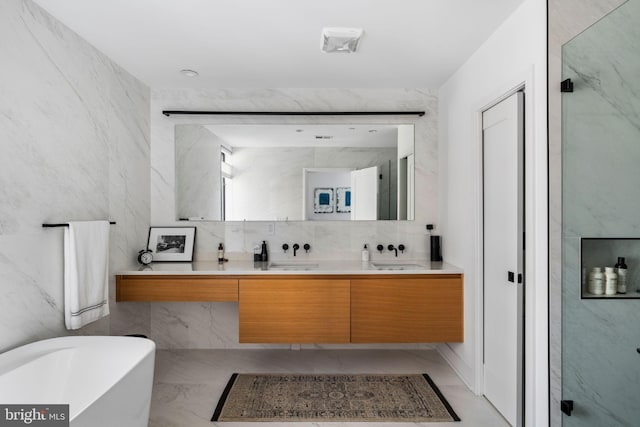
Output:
[{"left": 561, "top": 0, "right": 640, "bottom": 425}]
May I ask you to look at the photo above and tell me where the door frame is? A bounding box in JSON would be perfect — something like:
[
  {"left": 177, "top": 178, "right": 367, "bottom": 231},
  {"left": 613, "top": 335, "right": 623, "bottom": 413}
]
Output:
[
  {"left": 469, "top": 65, "right": 547, "bottom": 427},
  {"left": 438, "top": 64, "right": 548, "bottom": 427},
  {"left": 481, "top": 89, "right": 525, "bottom": 426}
]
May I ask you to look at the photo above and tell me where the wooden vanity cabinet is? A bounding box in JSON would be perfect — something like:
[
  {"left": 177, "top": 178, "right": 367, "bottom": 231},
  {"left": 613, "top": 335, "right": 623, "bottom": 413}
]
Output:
[
  {"left": 238, "top": 278, "right": 351, "bottom": 343},
  {"left": 351, "top": 275, "right": 463, "bottom": 343},
  {"left": 116, "top": 275, "right": 238, "bottom": 302},
  {"left": 116, "top": 273, "right": 463, "bottom": 344}
]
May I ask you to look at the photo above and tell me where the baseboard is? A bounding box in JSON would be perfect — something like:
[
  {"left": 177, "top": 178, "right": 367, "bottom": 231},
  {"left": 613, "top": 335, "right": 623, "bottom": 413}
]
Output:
[{"left": 436, "top": 343, "right": 477, "bottom": 393}]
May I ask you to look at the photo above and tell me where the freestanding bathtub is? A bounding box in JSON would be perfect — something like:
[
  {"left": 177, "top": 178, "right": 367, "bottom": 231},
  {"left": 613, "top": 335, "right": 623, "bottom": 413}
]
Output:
[{"left": 0, "top": 336, "right": 155, "bottom": 427}]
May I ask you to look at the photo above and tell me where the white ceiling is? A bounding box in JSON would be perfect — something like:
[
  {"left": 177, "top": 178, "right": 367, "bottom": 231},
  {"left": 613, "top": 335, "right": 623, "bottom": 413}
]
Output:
[
  {"left": 33, "top": 0, "right": 525, "bottom": 89},
  {"left": 204, "top": 124, "right": 401, "bottom": 148}
]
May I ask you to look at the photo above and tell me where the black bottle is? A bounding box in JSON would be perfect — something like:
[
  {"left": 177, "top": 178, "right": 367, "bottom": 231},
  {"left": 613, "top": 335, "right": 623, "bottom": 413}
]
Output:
[
  {"left": 615, "top": 257, "right": 628, "bottom": 293},
  {"left": 260, "top": 241, "right": 269, "bottom": 262},
  {"left": 430, "top": 235, "right": 443, "bottom": 262}
]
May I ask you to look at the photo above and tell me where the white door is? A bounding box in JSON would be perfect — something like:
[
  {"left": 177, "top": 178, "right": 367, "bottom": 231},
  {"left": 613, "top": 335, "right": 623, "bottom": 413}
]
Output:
[
  {"left": 350, "top": 166, "right": 378, "bottom": 220},
  {"left": 407, "top": 153, "right": 415, "bottom": 221},
  {"left": 398, "top": 157, "right": 407, "bottom": 220},
  {"left": 482, "top": 91, "right": 524, "bottom": 427}
]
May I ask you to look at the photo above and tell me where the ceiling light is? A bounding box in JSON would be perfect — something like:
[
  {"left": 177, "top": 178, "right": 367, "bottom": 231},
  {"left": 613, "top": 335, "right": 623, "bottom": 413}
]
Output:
[
  {"left": 180, "top": 69, "right": 199, "bottom": 77},
  {"left": 321, "top": 28, "right": 363, "bottom": 53}
]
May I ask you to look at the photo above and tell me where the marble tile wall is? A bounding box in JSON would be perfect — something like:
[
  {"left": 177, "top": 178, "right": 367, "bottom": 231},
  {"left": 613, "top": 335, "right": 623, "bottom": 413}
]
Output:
[
  {"left": 0, "top": 0, "right": 150, "bottom": 352},
  {"left": 548, "top": 0, "right": 626, "bottom": 423},
  {"left": 550, "top": 0, "right": 637, "bottom": 425},
  {"left": 149, "top": 88, "right": 438, "bottom": 348},
  {"left": 152, "top": 89, "right": 438, "bottom": 260},
  {"left": 175, "top": 125, "right": 223, "bottom": 220}
]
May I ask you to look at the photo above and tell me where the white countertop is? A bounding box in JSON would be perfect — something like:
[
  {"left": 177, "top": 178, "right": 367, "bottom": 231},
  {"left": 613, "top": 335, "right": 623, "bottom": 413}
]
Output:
[{"left": 118, "top": 260, "right": 463, "bottom": 276}]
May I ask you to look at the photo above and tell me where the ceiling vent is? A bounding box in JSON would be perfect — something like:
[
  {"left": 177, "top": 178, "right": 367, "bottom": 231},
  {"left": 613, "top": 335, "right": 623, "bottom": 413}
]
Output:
[{"left": 320, "top": 28, "right": 363, "bottom": 53}]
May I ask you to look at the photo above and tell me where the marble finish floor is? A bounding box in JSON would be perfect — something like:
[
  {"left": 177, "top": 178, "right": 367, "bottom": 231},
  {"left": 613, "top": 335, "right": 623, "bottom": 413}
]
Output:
[{"left": 150, "top": 349, "right": 509, "bottom": 427}]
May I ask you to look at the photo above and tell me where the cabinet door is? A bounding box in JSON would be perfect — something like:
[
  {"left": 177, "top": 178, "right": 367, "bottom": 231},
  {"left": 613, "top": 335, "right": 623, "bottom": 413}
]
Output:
[
  {"left": 239, "top": 279, "right": 350, "bottom": 343},
  {"left": 116, "top": 275, "right": 238, "bottom": 302},
  {"left": 351, "top": 276, "right": 463, "bottom": 343}
]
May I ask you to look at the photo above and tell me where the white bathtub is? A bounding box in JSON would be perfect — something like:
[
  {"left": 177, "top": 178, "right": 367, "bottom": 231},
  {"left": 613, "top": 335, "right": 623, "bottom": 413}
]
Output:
[{"left": 0, "top": 336, "right": 155, "bottom": 427}]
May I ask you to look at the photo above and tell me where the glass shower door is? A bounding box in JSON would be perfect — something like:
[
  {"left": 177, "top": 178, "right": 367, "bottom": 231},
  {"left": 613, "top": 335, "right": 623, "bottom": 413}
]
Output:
[{"left": 561, "top": 0, "right": 640, "bottom": 425}]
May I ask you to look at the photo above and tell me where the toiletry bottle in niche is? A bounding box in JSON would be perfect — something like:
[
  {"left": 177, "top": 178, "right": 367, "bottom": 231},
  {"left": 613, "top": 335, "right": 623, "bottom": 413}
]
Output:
[
  {"left": 588, "top": 267, "right": 604, "bottom": 295},
  {"left": 604, "top": 267, "right": 617, "bottom": 295},
  {"left": 217, "top": 243, "right": 224, "bottom": 264},
  {"left": 260, "top": 240, "right": 269, "bottom": 262},
  {"left": 361, "top": 244, "right": 370, "bottom": 262},
  {"left": 615, "top": 257, "right": 628, "bottom": 294}
]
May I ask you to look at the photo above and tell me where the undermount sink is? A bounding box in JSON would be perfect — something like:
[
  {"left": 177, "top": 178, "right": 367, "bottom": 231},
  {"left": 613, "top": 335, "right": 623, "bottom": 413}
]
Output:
[
  {"left": 268, "top": 262, "right": 320, "bottom": 271},
  {"left": 370, "top": 262, "right": 426, "bottom": 270}
]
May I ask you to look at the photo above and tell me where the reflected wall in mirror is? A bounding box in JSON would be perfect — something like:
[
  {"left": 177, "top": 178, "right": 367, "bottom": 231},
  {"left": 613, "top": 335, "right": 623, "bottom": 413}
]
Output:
[{"left": 175, "top": 124, "right": 414, "bottom": 221}]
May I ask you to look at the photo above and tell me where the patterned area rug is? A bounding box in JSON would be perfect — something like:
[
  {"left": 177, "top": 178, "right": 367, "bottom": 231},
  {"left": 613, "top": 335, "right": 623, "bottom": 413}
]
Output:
[{"left": 211, "top": 373, "right": 460, "bottom": 422}]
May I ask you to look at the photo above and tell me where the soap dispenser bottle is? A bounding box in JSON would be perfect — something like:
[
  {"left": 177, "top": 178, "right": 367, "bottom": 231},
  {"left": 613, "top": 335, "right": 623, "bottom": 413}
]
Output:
[
  {"left": 260, "top": 241, "right": 269, "bottom": 262},
  {"left": 217, "top": 243, "right": 225, "bottom": 264},
  {"left": 361, "top": 244, "right": 370, "bottom": 262}
]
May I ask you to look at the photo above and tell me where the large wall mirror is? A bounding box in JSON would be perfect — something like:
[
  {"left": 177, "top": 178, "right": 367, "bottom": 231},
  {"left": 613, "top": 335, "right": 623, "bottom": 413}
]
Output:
[{"left": 175, "top": 124, "right": 415, "bottom": 221}]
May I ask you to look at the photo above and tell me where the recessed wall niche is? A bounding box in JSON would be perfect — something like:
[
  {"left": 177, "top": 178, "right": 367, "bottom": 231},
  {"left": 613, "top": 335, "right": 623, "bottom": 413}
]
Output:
[{"left": 580, "top": 238, "right": 640, "bottom": 299}]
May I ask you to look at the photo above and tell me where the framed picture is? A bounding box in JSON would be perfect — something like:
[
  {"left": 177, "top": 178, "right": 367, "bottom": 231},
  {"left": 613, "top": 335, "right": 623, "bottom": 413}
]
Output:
[
  {"left": 147, "top": 226, "right": 196, "bottom": 262},
  {"left": 336, "top": 187, "right": 351, "bottom": 213},
  {"left": 313, "top": 188, "right": 334, "bottom": 213}
]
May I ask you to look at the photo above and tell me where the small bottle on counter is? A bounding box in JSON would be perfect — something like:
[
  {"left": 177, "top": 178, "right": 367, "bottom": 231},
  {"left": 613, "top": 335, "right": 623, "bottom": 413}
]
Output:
[
  {"left": 605, "top": 267, "right": 617, "bottom": 295},
  {"left": 361, "top": 244, "right": 370, "bottom": 262},
  {"left": 615, "top": 257, "right": 628, "bottom": 294},
  {"left": 588, "top": 267, "right": 604, "bottom": 295},
  {"left": 217, "top": 243, "right": 225, "bottom": 264}
]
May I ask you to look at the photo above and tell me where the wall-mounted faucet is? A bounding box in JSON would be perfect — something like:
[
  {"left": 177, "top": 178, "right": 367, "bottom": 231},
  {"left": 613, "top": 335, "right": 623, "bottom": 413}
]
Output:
[
  {"left": 386, "top": 244, "right": 406, "bottom": 257},
  {"left": 288, "top": 243, "right": 310, "bottom": 256}
]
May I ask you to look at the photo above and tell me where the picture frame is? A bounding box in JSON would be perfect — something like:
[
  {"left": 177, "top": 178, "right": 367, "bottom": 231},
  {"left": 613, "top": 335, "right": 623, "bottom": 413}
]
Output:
[
  {"left": 336, "top": 187, "right": 351, "bottom": 213},
  {"left": 313, "top": 188, "right": 334, "bottom": 213},
  {"left": 146, "top": 226, "right": 196, "bottom": 262}
]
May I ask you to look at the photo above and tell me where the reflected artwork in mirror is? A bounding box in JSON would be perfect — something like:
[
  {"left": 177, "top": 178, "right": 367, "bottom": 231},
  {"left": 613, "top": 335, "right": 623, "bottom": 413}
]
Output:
[{"left": 175, "top": 124, "right": 414, "bottom": 221}]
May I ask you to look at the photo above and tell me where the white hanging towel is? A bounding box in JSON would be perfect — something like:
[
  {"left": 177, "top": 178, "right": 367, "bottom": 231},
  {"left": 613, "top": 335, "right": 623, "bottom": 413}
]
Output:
[{"left": 64, "top": 221, "right": 110, "bottom": 330}]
